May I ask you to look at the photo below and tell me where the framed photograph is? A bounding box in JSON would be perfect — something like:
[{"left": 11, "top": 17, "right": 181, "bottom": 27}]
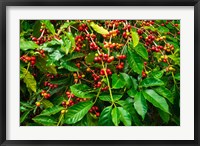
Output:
[{"left": 0, "top": 0, "right": 199, "bottom": 146}]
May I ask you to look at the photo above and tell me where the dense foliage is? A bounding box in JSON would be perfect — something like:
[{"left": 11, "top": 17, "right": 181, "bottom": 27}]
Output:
[{"left": 20, "top": 20, "right": 180, "bottom": 126}]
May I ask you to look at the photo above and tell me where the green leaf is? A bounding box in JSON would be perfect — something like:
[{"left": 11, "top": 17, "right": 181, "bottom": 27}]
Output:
[
  {"left": 52, "top": 96, "right": 65, "bottom": 105},
  {"left": 134, "top": 92, "right": 148, "bottom": 120},
  {"left": 143, "top": 89, "right": 170, "bottom": 114},
  {"left": 157, "top": 26, "right": 169, "bottom": 34},
  {"left": 20, "top": 106, "right": 28, "bottom": 112},
  {"left": 21, "top": 67, "right": 36, "bottom": 92},
  {"left": 168, "top": 55, "right": 180, "bottom": 65},
  {"left": 118, "top": 107, "right": 132, "bottom": 126},
  {"left": 143, "top": 26, "right": 157, "bottom": 32},
  {"left": 158, "top": 109, "right": 170, "bottom": 124},
  {"left": 20, "top": 109, "right": 32, "bottom": 123},
  {"left": 36, "top": 57, "right": 57, "bottom": 75},
  {"left": 20, "top": 102, "right": 33, "bottom": 109},
  {"left": 20, "top": 40, "right": 39, "bottom": 51},
  {"left": 120, "top": 73, "right": 132, "bottom": 88},
  {"left": 65, "top": 52, "right": 85, "bottom": 61},
  {"left": 99, "top": 94, "right": 123, "bottom": 101},
  {"left": 116, "top": 100, "right": 142, "bottom": 126},
  {"left": 85, "top": 52, "right": 96, "bottom": 64},
  {"left": 60, "top": 61, "right": 79, "bottom": 72},
  {"left": 131, "top": 30, "right": 139, "bottom": 47},
  {"left": 41, "top": 99, "right": 53, "bottom": 109},
  {"left": 60, "top": 21, "right": 76, "bottom": 30},
  {"left": 127, "top": 88, "right": 137, "bottom": 98},
  {"left": 61, "top": 37, "right": 71, "bottom": 54},
  {"left": 166, "top": 35, "right": 178, "bottom": 43},
  {"left": 133, "top": 43, "right": 148, "bottom": 60},
  {"left": 49, "top": 50, "right": 64, "bottom": 61},
  {"left": 130, "top": 76, "right": 138, "bottom": 90},
  {"left": 66, "top": 32, "right": 76, "bottom": 48},
  {"left": 90, "top": 22, "right": 109, "bottom": 35},
  {"left": 32, "top": 115, "right": 57, "bottom": 126},
  {"left": 111, "top": 107, "right": 120, "bottom": 126},
  {"left": 40, "top": 106, "right": 64, "bottom": 116},
  {"left": 70, "top": 84, "right": 95, "bottom": 98},
  {"left": 154, "top": 86, "right": 174, "bottom": 104},
  {"left": 64, "top": 101, "right": 93, "bottom": 124},
  {"left": 127, "top": 49, "right": 144, "bottom": 74},
  {"left": 174, "top": 73, "right": 180, "bottom": 80},
  {"left": 87, "top": 113, "right": 98, "bottom": 126},
  {"left": 148, "top": 70, "right": 164, "bottom": 79},
  {"left": 32, "top": 21, "right": 41, "bottom": 38},
  {"left": 98, "top": 106, "right": 114, "bottom": 126},
  {"left": 140, "top": 77, "right": 164, "bottom": 88},
  {"left": 111, "top": 73, "right": 126, "bottom": 89},
  {"left": 41, "top": 20, "right": 55, "bottom": 34}
]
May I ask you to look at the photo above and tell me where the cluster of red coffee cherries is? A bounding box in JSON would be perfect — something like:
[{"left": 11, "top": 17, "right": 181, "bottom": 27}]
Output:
[
  {"left": 40, "top": 90, "right": 51, "bottom": 99},
  {"left": 90, "top": 42, "right": 99, "bottom": 51},
  {"left": 89, "top": 106, "right": 100, "bottom": 117},
  {"left": 144, "top": 35, "right": 156, "bottom": 46},
  {"left": 102, "top": 29, "right": 120, "bottom": 38},
  {"left": 103, "top": 42, "right": 124, "bottom": 49},
  {"left": 44, "top": 81, "right": 58, "bottom": 89},
  {"left": 149, "top": 45, "right": 163, "bottom": 52},
  {"left": 105, "top": 20, "right": 125, "bottom": 28},
  {"left": 94, "top": 53, "right": 115, "bottom": 64},
  {"left": 78, "top": 23, "right": 88, "bottom": 32},
  {"left": 20, "top": 55, "right": 36, "bottom": 66},
  {"left": 75, "top": 35, "right": 84, "bottom": 52},
  {"left": 37, "top": 49, "right": 46, "bottom": 58}
]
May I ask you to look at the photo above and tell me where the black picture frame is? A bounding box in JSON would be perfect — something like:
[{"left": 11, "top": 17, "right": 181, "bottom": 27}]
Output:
[{"left": 0, "top": 0, "right": 199, "bottom": 146}]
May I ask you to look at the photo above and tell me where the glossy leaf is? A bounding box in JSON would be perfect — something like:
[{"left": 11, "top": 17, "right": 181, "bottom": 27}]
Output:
[
  {"left": 32, "top": 115, "right": 57, "bottom": 126},
  {"left": 99, "top": 94, "right": 123, "bottom": 101},
  {"left": 111, "top": 73, "right": 126, "bottom": 89},
  {"left": 116, "top": 100, "right": 142, "bottom": 126},
  {"left": 36, "top": 57, "right": 57, "bottom": 75},
  {"left": 70, "top": 84, "right": 95, "bottom": 98},
  {"left": 157, "top": 26, "right": 169, "bottom": 34},
  {"left": 127, "top": 49, "right": 144, "bottom": 74},
  {"left": 134, "top": 43, "right": 148, "bottom": 60},
  {"left": 158, "top": 109, "right": 170, "bottom": 123},
  {"left": 120, "top": 73, "right": 132, "bottom": 88},
  {"left": 41, "top": 99, "right": 54, "bottom": 109},
  {"left": 131, "top": 30, "right": 139, "bottom": 47},
  {"left": 148, "top": 70, "right": 164, "bottom": 79},
  {"left": 90, "top": 22, "right": 109, "bottom": 35},
  {"left": 118, "top": 107, "right": 132, "bottom": 126},
  {"left": 134, "top": 92, "right": 148, "bottom": 120},
  {"left": 66, "top": 32, "right": 76, "bottom": 48},
  {"left": 64, "top": 101, "right": 93, "bottom": 124},
  {"left": 21, "top": 67, "right": 36, "bottom": 92},
  {"left": 60, "top": 61, "right": 79, "bottom": 72},
  {"left": 127, "top": 88, "right": 137, "bottom": 98},
  {"left": 20, "top": 109, "right": 32, "bottom": 123},
  {"left": 41, "top": 20, "right": 55, "bottom": 34},
  {"left": 85, "top": 52, "right": 96, "bottom": 64},
  {"left": 20, "top": 41, "right": 39, "bottom": 51},
  {"left": 111, "top": 107, "right": 120, "bottom": 126},
  {"left": 143, "top": 89, "right": 170, "bottom": 114},
  {"left": 140, "top": 77, "right": 164, "bottom": 88},
  {"left": 40, "top": 106, "right": 64, "bottom": 116},
  {"left": 49, "top": 50, "right": 64, "bottom": 61},
  {"left": 154, "top": 86, "right": 174, "bottom": 104},
  {"left": 65, "top": 52, "right": 85, "bottom": 61},
  {"left": 32, "top": 21, "right": 41, "bottom": 38},
  {"left": 98, "top": 106, "right": 114, "bottom": 126}
]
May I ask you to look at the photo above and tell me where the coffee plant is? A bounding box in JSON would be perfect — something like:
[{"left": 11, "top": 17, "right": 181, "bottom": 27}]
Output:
[{"left": 20, "top": 20, "right": 180, "bottom": 126}]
